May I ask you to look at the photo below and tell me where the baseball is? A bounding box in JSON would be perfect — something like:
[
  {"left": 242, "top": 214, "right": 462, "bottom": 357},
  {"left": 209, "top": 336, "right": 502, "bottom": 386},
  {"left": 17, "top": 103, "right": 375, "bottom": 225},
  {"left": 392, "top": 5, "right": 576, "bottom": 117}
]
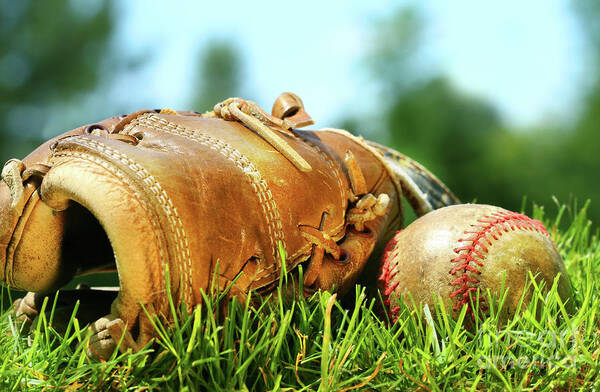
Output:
[{"left": 379, "top": 204, "right": 574, "bottom": 323}]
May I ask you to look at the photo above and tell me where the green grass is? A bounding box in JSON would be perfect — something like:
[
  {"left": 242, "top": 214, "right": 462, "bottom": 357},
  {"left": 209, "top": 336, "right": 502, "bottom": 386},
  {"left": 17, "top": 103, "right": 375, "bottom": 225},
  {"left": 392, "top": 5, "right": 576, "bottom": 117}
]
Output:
[{"left": 0, "top": 202, "right": 599, "bottom": 391}]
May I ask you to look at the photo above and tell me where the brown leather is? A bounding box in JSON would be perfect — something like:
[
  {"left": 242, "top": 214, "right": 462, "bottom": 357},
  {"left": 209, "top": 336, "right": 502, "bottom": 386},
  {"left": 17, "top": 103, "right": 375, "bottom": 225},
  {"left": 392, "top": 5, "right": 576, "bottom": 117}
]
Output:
[
  {"left": 271, "top": 92, "right": 314, "bottom": 129},
  {"left": 0, "top": 115, "right": 123, "bottom": 287},
  {"left": 0, "top": 93, "right": 457, "bottom": 357}
]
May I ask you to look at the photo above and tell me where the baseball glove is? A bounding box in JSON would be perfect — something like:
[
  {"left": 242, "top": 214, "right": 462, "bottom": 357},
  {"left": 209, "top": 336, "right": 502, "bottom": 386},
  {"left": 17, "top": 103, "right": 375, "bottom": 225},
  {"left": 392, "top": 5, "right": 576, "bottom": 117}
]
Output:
[{"left": 0, "top": 92, "right": 458, "bottom": 358}]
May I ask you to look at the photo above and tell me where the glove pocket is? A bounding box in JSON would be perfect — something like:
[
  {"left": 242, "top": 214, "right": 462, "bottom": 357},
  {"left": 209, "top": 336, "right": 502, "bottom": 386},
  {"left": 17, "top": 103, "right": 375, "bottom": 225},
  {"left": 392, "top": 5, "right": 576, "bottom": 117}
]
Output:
[{"left": 33, "top": 147, "right": 170, "bottom": 335}]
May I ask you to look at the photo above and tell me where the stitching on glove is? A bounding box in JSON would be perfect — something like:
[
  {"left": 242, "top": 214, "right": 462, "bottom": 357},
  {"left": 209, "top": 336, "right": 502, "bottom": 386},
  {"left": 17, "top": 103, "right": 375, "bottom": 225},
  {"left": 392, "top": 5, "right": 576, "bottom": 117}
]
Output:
[
  {"left": 130, "top": 114, "right": 287, "bottom": 283},
  {"left": 53, "top": 137, "right": 195, "bottom": 308},
  {"left": 51, "top": 151, "right": 169, "bottom": 312},
  {"left": 128, "top": 113, "right": 349, "bottom": 249},
  {"left": 213, "top": 98, "right": 312, "bottom": 172},
  {"left": 294, "top": 135, "right": 348, "bottom": 212}
]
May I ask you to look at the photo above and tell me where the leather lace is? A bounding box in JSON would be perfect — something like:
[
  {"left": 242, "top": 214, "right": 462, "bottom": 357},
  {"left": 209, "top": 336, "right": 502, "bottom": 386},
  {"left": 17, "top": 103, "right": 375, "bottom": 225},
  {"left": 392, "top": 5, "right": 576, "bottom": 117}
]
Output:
[
  {"left": 210, "top": 98, "right": 313, "bottom": 172},
  {"left": 300, "top": 154, "right": 391, "bottom": 288}
]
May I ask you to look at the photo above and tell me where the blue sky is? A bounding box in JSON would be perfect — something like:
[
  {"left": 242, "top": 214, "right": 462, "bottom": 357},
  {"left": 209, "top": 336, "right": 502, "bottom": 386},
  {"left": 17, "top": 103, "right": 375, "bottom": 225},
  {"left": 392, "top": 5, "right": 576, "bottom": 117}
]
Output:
[{"left": 110, "top": 0, "right": 585, "bottom": 129}]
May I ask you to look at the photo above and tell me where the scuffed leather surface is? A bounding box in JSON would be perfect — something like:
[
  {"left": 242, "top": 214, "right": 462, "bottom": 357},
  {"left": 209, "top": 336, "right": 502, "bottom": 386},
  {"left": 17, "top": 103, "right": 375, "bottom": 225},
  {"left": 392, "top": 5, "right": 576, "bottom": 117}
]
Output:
[
  {"left": 0, "top": 115, "right": 122, "bottom": 288},
  {"left": 1, "top": 110, "right": 403, "bottom": 342}
]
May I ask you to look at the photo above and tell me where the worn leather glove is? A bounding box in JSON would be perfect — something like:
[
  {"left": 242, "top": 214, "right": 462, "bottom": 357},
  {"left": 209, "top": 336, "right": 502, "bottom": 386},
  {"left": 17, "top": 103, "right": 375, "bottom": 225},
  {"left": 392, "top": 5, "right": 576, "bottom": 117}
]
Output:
[{"left": 0, "top": 92, "right": 458, "bottom": 358}]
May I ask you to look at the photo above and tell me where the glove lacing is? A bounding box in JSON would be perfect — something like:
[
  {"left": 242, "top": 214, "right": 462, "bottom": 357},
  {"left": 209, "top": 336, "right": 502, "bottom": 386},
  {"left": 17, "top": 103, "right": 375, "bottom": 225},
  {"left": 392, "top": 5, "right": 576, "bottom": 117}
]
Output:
[
  {"left": 300, "top": 150, "right": 391, "bottom": 289},
  {"left": 1, "top": 159, "right": 51, "bottom": 216},
  {"left": 210, "top": 96, "right": 313, "bottom": 172}
]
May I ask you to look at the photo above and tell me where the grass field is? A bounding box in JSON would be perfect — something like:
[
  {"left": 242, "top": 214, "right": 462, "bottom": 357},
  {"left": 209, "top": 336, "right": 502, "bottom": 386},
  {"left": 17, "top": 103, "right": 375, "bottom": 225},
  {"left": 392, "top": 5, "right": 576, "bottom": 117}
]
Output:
[{"left": 0, "top": 202, "right": 598, "bottom": 391}]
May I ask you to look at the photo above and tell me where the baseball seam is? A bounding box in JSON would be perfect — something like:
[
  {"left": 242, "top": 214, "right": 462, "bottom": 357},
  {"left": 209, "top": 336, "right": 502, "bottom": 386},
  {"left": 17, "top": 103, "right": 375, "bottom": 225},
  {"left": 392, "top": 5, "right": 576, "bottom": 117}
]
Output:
[
  {"left": 378, "top": 231, "right": 402, "bottom": 321},
  {"left": 449, "top": 209, "right": 549, "bottom": 319},
  {"left": 379, "top": 209, "right": 549, "bottom": 322}
]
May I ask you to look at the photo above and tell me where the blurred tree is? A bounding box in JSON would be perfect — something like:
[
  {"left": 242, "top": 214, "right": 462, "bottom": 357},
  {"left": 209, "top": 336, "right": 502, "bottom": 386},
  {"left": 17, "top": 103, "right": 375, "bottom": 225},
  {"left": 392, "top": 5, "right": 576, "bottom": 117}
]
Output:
[
  {"left": 192, "top": 40, "right": 244, "bottom": 112},
  {"left": 478, "top": 1, "right": 600, "bottom": 220},
  {"left": 551, "top": 0, "right": 600, "bottom": 220},
  {"left": 382, "top": 77, "right": 502, "bottom": 204},
  {"left": 364, "top": 7, "right": 425, "bottom": 96},
  {"left": 356, "top": 3, "right": 600, "bottom": 224},
  {"left": 361, "top": 8, "right": 507, "bottom": 206},
  {"left": 573, "top": 0, "right": 600, "bottom": 70},
  {"left": 464, "top": 0, "right": 600, "bottom": 219},
  {"left": 0, "top": 0, "right": 115, "bottom": 162}
]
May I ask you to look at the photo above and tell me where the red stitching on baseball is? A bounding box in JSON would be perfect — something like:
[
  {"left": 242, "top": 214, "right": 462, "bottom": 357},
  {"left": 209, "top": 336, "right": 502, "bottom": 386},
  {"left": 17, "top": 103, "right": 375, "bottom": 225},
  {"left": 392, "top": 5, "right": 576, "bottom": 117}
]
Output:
[
  {"left": 379, "top": 230, "right": 402, "bottom": 321},
  {"left": 449, "top": 210, "right": 549, "bottom": 319}
]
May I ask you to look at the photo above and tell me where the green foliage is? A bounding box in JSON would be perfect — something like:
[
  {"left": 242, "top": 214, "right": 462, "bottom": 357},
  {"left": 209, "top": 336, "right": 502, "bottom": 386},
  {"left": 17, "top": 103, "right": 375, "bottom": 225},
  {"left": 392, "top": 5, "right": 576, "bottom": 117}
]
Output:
[
  {"left": 0, "top": 0, "right": 114, "bottom": 106},
  {"left": 364, "top": 7, "right": 425, "bottom": 94},
  {"left": 192, "top": 41, "right": 244, "bottom": 113},
  {"left": 572, "top": 0, "right": 600, "bottom": 69},
  {"left": 0, "top": 0, "right": 116, "bottom": 161},
  {"left": 0, "top": 203, "right": 598, "bottom": 391},
  {"left": 356, "top": 2, "right": 600, "bottom": 224},
  {"left": 381, "top": 77, "right": 502, "bottom": 203}
]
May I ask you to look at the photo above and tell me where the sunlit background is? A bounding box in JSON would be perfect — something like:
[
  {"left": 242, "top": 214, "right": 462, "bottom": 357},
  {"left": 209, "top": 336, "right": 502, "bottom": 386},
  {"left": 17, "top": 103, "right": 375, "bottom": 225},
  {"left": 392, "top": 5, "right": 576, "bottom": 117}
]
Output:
[{"left": 2, "top": 0, "right": 599, "bottom": 223}]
